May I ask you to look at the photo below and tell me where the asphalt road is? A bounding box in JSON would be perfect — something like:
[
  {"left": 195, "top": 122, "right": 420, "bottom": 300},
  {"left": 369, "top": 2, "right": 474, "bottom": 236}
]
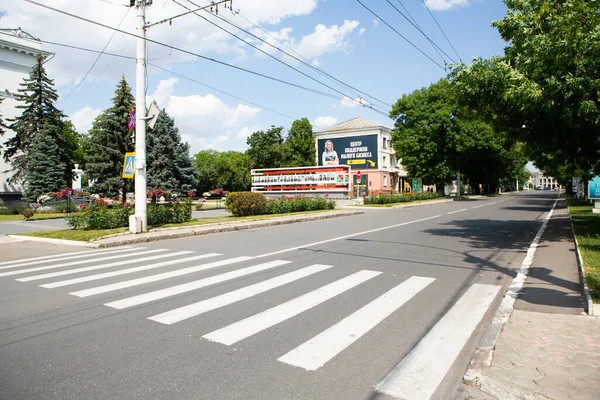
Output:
[{"left": 0, "top": 191, "right": 558, "bottom": 400}]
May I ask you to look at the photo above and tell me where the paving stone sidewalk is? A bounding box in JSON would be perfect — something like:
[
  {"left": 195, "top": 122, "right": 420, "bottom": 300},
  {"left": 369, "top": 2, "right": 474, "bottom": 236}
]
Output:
[{"left": 464, "top": 199, "right": 600, "bottom": 400}]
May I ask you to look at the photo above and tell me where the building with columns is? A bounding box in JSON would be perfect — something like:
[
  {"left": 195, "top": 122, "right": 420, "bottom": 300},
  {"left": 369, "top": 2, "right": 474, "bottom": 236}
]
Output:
[
  {"left": 0, "top": 28, "right": 52, "bottom": 202},
  {"left": 314, "top": 117, "right": 409, "bottom": 195},
  {"left": 529, "top": 171, "right": 560, "bottom": 190}
]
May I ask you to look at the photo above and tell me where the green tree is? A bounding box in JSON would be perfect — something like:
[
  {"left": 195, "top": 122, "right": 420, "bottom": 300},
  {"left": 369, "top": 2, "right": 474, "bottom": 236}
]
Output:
[
  {"left": 193, "top": 149, "right": 251, "bottom": 193},
  {"left": 246, "top": 126, "right": 284, "bottom": 169},
  {"left": 24, "top": 132, "right": 67, "bottom": 201},
  {"left": 85, "top": 77, "right": 135, "bottom": 199},
  {"left": 0, "top": 97, "right": 7, "bottom": 147},
  {"left": 451, "top": 0, "right": 600, "bottom": 178},
  {"left": 4, "top": 55, "right": 73, "bottom": 183},
  {"left": 283, "top": 118, "right": 315, "bottom": 167},
  {"left": 147, "top": 109, "right": 198, "bottom": 194},
  {"left": 193, "top": 149, "right": 221, "bottom": 194}
]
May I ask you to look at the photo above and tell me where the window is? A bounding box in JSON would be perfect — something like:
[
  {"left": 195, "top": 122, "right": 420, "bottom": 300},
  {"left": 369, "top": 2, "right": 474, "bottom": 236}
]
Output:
[
  {"left": 383, "top": 175, "right": 388, "bottom": 186},
  {"left": 383, "top": 138, "right": 387, "bottom": 149},
  {"left": 383, "top": 156, "right": 387, "bottom": 167}
]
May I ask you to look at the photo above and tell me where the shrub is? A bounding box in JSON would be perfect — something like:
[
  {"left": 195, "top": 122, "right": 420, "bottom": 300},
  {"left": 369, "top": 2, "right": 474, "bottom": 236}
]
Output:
[
  {"left": 263, "top": 195, "right": 335, "bottom": 214},
  {"left": 364, "top": 192, "right": 438, "bottom": 204},
  {"left": 225, "top": 192, "right": 267, "bottom": 216},
  {"left": 147, "top": 200, "right": 192, "bottom": 226},
  {"left": 0, "top": 202, "right": 28, "bottom": 215},
  {"left": 67, "top": 200, "right": 132, "bottom": 230}
]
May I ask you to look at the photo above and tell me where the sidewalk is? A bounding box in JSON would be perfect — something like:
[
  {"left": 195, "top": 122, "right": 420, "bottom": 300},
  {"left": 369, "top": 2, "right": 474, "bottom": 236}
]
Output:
[{"left": 464, "top": 198, "right": 600, "bottom": 400}]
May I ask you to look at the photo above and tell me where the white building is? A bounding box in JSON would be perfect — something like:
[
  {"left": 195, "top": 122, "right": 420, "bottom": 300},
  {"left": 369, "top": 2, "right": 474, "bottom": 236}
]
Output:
[
  {"left": 0, "top": 28, "right": 52, "bottom": 202},
  {"left": 314, "top": 117, "right": 409, "bottom": 195},
  {"left": 529, "top": 171, "right": 560, "bottom": 190}
]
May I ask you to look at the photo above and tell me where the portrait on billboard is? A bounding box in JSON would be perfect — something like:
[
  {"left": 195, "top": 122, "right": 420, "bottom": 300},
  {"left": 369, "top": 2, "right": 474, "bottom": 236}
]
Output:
[{"left": 321, "top": 140, "right": 339, "bottom": 165}]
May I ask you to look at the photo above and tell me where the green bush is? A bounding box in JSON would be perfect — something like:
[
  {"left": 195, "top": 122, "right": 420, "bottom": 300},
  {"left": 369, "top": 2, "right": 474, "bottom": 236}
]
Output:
[
  {"left": 147, "top": 200, "right": 192, "bottom": 226},
  {"left": 364, "top": 192, "right": 438, "bottom": 204},
  {"left": 67, "top": 200, "right": 132, "bottom": 230},
  {"left": 263, "top": 195, "right": 335, "bottom": 214},
  {"left": 225, "top": 192, "right": 267, "bottom": 216},
  {"left": 20, "top": 208, "right": 35, "bottom": 220},
  {"left": 0, "top": 202, "right": 28, "bottom": 215}
]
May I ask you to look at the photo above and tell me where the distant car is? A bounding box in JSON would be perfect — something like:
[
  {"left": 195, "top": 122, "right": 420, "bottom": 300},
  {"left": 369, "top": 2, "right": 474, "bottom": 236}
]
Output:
[{"left": 536, "top": 185, "right": 543, "bottom": 190}]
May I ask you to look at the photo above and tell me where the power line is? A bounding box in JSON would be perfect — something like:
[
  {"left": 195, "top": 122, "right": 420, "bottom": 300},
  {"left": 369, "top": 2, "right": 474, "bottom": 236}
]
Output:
[
  {"left": 420, "top": 0, "right": 462, "bottom": 62},
  {"left": 394, "top": 0, "right": 445, "bottom": 65},
  {"left": 62, "top": 7, "right": 130, "bottom": 101},
  {"left": 173, "top": 0, "right": 379, "bottom": 110},
  {"left": 213, "top": 6, "right": 392, "bottom": 108},
  {"left": 25, "top": 0, "right": 390, "bottom": 117},
  {"left": 385, "top": 0, "right": 455, "bottom": 64},
  {"left": 39, "top": 38, "right": 294, "bottom": 120},
  {"left": 355, "top": 0, "right": 445, "bottom": 70}
]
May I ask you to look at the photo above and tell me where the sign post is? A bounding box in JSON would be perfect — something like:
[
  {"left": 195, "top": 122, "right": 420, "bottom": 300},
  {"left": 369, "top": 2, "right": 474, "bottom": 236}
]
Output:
[{"left": 356, "top": 170, "right": 361, "bottom": 199}]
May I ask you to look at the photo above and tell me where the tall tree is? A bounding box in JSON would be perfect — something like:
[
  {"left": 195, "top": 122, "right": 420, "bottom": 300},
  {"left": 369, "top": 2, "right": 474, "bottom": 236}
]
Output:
[
  {"left": 147, "top": 109, "right": 198, "bottom": 193},
  {"left": 85, "top": 77, "right": 135, "bottom": 199},
  {"left": 283, "top": 118, "right": 315, "bottom": 167},
  {"left": 0, "top": 97, "right": 7, "bottom": 148},
  {"left": 451, "top": 0, "right": 600, "bottom": 178},
  {"left": 24, "top": 132, "right": 67, "bottom": 201},
  {"left": 4, "top": 55, "right": 73, "bottom": 183},
  {"left": 193, "top": 150, "right": 251, "bottom": 193},
  {"left": 246, "top": 126, "right": 284, "bottom": 169}
]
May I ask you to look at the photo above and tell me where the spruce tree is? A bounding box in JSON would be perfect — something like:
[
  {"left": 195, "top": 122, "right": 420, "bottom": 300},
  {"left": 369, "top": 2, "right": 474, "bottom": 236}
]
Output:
[
  {"left": 24, "top": 132, "right": 66, "bottom": 201},
  {"left": 0, "top": 97, "right": 7, "bottom": 148},
  {"left": 4, "top": 55, "right": 72, "bottom": 183},
  {"left": 147, "top": 109, "right": 198, "bottom": 193},
  {"left": 86, "top": 77, "right": 135, "bottom": 198}
]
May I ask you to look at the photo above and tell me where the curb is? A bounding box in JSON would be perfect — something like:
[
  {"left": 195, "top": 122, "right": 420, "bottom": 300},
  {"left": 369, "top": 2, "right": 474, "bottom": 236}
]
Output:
[
  {"left": 567, "top": 206, "right": 596, "bottom": 316},
  {"left": 6, "top": 234, "right": 101, "bottom": 248},
  {"left": 391, "top": 198, "right": 454, "bottom": 209},
  {"left": 93, "top": 210, "right": 363, "bottom": 248},
  {"left": 463, "top": 196, "right": 560, "bottom": 397}
]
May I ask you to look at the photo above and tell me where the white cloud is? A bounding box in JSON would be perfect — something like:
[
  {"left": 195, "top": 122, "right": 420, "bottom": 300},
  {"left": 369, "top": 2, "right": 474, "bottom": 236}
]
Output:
[
  {"left": 311, "top": 58, "right": 320, "bottom": 67},
  {"left": 70, "top": 106, "right": 101, "bottom": 134},
  {"left": 340, "top": 96, "right": 363, "bottom": 108},
  {"left": 146, "top": 79, "right": 262, "bottom": 154},
  {"left": 372, "top": 19, "right": 379, "bottom": 26},
  {"left": 292, "top": 20, "right": 360, "bottom": 60},
  {"left": 313, "top": 116, "right": 337, "bottom": 130},
  {"left": 359, "top": 28, "right": 366, "bottom": 36},
  {"left": 236, "top": 125, "right": 263, "bottom": 140},
  {"left": 425, "top": 0, "right": 471, "bottom": 11}
]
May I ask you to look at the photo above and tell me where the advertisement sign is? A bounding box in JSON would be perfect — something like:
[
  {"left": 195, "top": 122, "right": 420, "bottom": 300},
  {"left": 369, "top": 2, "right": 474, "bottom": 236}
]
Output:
[
  {"left": 589, "top": 176, "right": 600, "bottom": 199},
  {"left": 317, "top": 135, "right": 378, "bottom": 169},
  {"left": 572, "top": 177, "right": 580, "bottom": 193},
  {"left": 411, "top": 177, "right": 423, "bottom": 193},
  {"left": 251, "top": 165, "right": 351, "bottom": 196}
]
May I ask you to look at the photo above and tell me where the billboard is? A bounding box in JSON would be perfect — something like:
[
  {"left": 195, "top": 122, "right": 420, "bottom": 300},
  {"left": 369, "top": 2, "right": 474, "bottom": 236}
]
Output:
[
  {"left": 589, "top": 176, "right": 600, "bottom": 199},
  {"left": 317, "top": 134, "right": 378, "bottom": 169},
  {"left": 251, "top": 165, "right": 351, "bottom": 196}
]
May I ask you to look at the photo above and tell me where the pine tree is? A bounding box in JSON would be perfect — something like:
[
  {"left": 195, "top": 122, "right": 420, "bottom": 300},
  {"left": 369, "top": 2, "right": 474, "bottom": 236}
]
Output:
[
  {"left": 0, "top": 97, "right": 7, "bottom": 148},
  {"left": 85, "top": 77, "right": 135, "bottom": 198},
  {"left": 24, "top": 132, "right": 67, "bottom": 201},
  {"left": 147, "top": 109, "right": 198, "bottom": 193},
  {"left": 4, "top": 55, "right": 73, "bottom": 183}
]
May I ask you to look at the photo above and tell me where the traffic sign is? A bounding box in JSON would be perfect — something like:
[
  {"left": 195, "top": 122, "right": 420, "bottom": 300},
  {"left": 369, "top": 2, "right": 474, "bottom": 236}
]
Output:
[
  {"left": 122, "top": 152, "right": 136, "bottom": 178},
  {"left": 128, "top": 109, "right": 136, "bottom": 130},
  {"left": 357, "top": 170, "right": 361, "bottom": 181}
]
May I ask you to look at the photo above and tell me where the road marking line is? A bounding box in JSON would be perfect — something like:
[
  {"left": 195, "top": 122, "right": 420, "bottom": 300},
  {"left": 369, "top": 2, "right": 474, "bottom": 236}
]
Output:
[
  {"left": 40, "top": 253, "right": 221, "bottom": 288},
  {"left": 203, "top": 270, "right": 382, "bottom": 346},
  {"left": 0, "top": 247, "right": 137, "bottom": 270},
  {"left": 447, "top": 208, "right": 467, "bottom": 215},
  {"left": 255, "top": 215, "right": 441, "bottom": 259},
  {"left": 375, "top": 283, "right": 501, "bottom": 400},
  {"left": 105, "top": 260, "right": 290, "bottom": 309},
  {"left": 0, "top": 249, "right": 163, "bottom": 277},
  {"left": 472, "top": 205, "right": 485, "bottom": 209},
  {"left": 70, "top": 256, "right": 252, "bottom": 298},
  {"left": 278, "top": 276, "right": 435, "bottom": 371},
  {"left": 17, "top": 251, "right": 194, "bottom": 282},
  {"left": 149, "top": 264, "right": 333, "bottom": 325}
]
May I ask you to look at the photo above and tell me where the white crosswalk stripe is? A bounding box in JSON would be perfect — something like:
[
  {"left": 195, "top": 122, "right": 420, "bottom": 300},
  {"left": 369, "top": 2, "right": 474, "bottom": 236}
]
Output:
[
  {"left": 0, "top": 246, "right": 138, "bottom": 271},
  {"left": 70, "top": 256, "right": 253, "bottom": 298},
  {"left": 149, "top": 263, "right": 333, "bottom": 325},
  {"left": 203, "top": 270, "right": 382, "bottom": 346},
  {"left": 17, "top": 251, "right": 195, "bottom": 282},
  {"left": 375, "top": 283, "right": 501, "bottom": 400},
  {"left": 40, "top": 253, "right": 221, "bottom": 288},
  {"left": 0, "top": 248, "right": 165, "bottom": 277},
  {"left": 278, "top": 276, "right": 436, "bottom": 371},
  {"left": 105, "top": 260, "right": 291, "bottom": 310}
]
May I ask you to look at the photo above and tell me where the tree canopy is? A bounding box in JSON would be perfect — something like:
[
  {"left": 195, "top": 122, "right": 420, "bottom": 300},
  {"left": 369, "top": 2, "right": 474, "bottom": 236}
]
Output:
[
  {"left": 0, "top": 97, "right": 7, "bottom": 148},
  {"left": 282, "top": 118, "right": 315, "bottom": 167},
  {"left": 24, "top": 132, "right": 67, "bottom": 201},
  {"left": 193, "top": 149, "right": 251, "bottom": 193},
  {"left": 451, "top": 0, "right": 600, "bottom": 179},
  {"left": 246, "top": 125, "right": 285, "bottom": 169}
]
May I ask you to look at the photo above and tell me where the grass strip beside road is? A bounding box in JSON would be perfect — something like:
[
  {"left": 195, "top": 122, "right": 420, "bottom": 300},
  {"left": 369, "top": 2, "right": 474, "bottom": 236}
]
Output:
[
  {"left": 0, "top": 213, "right": 68, "bottom": 222},
  {"left": 568, "top": 199, "right": 600, "bottom": 302},
  {"left": 16, "top": 209, "right": 345, "bottom": 242}
]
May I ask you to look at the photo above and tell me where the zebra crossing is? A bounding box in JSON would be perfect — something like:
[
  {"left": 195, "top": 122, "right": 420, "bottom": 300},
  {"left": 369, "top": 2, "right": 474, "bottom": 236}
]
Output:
[{"left": 0, "top": 246, "right": 501, "bottom": 399}]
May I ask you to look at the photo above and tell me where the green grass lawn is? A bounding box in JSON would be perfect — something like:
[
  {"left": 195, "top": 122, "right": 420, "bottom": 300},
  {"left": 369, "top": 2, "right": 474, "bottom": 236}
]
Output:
[
  {"left": 0, "top": 213, "right": 67, "bottom": 222},
  {"left": 568, "top": 199, "right": 600, "bottom": 302},
  {"left": 17, "top": 227, "right": 129, "bottom": 242}
]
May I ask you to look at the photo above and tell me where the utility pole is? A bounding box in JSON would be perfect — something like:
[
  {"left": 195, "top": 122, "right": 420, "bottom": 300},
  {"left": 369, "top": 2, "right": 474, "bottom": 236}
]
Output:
[{"left": 130, "top": 0, "right": 150, "bottom": 233}]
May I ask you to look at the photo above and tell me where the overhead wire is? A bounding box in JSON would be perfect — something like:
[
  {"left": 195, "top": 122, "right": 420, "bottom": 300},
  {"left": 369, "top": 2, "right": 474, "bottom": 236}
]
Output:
[
  {"left": 173, "top": 0, "right": 382, "bottom": 110},
  {"left": 211, "top": 5, "right": 392, "bottom": 108},
  {"left": 25, "top": 0, "right": 391, "bottom": 117},
  {"left": 61, "top": 7, "right": 130, "bottom": 101},
  {"left": 355, "top": 0, "right": 445, "bottom": 70},
  {"left": 420, "top": 0, "right": 462, "bottom": 62},
  {"left": 385, "top": 0, "right": 454, "bottom": 64}
]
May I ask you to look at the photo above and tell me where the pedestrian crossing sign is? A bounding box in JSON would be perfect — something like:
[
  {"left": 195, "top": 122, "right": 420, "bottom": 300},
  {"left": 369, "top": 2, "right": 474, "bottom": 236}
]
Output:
[{"left": 122, "top": 152, "right": 136, "bottom": 178}]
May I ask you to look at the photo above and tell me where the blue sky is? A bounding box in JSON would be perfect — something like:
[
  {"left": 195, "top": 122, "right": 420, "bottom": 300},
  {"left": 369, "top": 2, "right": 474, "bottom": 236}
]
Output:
[{"left": 1, "top": 0, "right": 508, "bottom": 155}]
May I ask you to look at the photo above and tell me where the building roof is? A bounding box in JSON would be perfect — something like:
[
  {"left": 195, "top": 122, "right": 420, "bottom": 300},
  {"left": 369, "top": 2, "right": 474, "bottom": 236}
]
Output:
[
  {"left": 318, "top": 117, "right": 392, "bottom": 133},
  {"left": 0, "top": 28, "right": 39, "bottom": 41}
]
